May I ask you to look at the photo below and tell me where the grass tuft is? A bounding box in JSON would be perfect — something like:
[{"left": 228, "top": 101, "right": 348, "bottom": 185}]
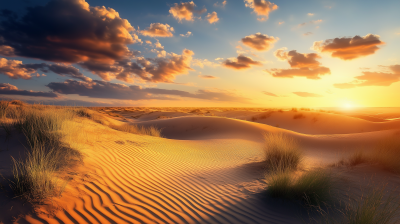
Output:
[
  {"left": 267, "top": 169, "right": 334, "bottom": 206},
  {"left": 263, "top": 132, "right": 302, "bottom": 172},
  {"left": 111, "top": 123, "right": 163, "bottom": 137}
]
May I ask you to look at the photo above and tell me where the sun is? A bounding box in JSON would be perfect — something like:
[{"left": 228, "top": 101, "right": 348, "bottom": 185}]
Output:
[{"left": 342, "top": 102, "right": 355, "bottom": 109}]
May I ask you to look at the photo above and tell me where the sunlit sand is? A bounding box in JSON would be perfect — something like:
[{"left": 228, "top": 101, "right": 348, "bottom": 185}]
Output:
[{"left": 1, "top": 103, "right": 400, "bottom": 223}]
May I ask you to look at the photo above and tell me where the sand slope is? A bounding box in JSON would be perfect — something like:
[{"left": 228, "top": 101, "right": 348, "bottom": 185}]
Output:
[{"left": 3, "top": 114, "right": 397, "bottom": 223}]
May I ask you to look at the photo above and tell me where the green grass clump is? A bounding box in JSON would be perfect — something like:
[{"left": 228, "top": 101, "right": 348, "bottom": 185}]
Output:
[
  {"left": 267, "top": 169, "right": 334, "bottom": 205},
  {"left": 111, "top": 123, "right": 162, "bottom": 137},
  {"left": 263, "top": 132, "right": 302, "bottom": 172}
]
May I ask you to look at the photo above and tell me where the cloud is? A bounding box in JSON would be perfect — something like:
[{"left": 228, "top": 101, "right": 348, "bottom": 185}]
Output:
[
  {"left": 244, "top": 0, "right": 278, "bottom": 21},
  {"left": 0, "top": 58, "right": 92, "bottom": 81},
  {"left": 169, "top": 1, "right": 207, "bottom": 22},
  {"left": 222, "top": 55, "right": 262, "bottom": 70},
  {"left": 241, "top": 33, "right": 278, "bottom": 51},
  {"left": 262, "top": 91, "right": 278, "bottom": 97},
  {"left": 312, "top": 34, "right": 385, "bottom": 60},
  {"left": 47, "top": 79, "right": 249, "bottom": 103},
  {"left": 192, "top": 58, "right": 219, "bottom": 68},
  {"left": 278, "top": 21, "right": 284, "bottom": 25},
  {"left": 0, "top": 83, "right": 57, "bottom": 97},
  {"left": 0, "top": 0, "right": 138, "bottom": 65},
  {"left": 293, "top": 92, "right": 322, "bottom": 97},
  {"left": 180, "top": 31, "right": 192, "bottom": 37},
  {"left": 0, "top": 45, "right": 16, "bottom": 57},
  {"left": 0, "top": 58, "right": 37, "bottom": 79},
  {"left": 140, "top": 23, "right": 174, "bottom": 37},
  {"left": 298, "top": 19, "right": 322, "bottom": 27},
  {"left": 334, "top": 65, "right": 400, "bottom": 89},
  {"left": 206, "top": 12, "right": 219, "bottom": 24},
  {"left": 268, "top": 48, "right": 331, "bottom": 79},
  {"left": 308, "top": 13, "right": 314, "bottom": 16},
  {"left": 303, "top": 32, "right": 313, "bottom": 36},
  {"left": 79, "top": 49, "right": 194, "bottom": 83},
  {"left": 214, "top": 1, "right": 227, "bottom": 7},
  {"left": 198, "top": 75, "right": 218, "bottom": 79}
]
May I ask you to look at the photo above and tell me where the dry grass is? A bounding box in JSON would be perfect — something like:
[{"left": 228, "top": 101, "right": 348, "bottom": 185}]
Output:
[
  {"left": 293, "top": 113, "right": 306, "bottom": 119},
  {"left": 310, "top": 187, "right": 400, "bottom": 224},
  {"left": 111, "top": 123, "right": 162, "bottom": 137},
  {"left": 267, "top": 169, "right": 335, "bottom": 206},
  {"left": 263, "top": 132, "right": 302, "bottom": 172},
  {"left": 0, "top": 103, "right": 82, "bottom": 203}
]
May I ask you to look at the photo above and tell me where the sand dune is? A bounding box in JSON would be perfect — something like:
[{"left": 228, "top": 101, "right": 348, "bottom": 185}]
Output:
[{"left": 2, "top": 109, "right": 400, "bottom": 223}]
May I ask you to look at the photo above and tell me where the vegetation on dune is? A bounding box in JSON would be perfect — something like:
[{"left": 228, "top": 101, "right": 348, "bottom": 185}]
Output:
[
  {"left": 267, "top": 169, "right": 334, "bottom": 206},
  {"left": 110, "top": 123, "right": 162, "bottom": 137},
  {"left": 263, "top": 132, "right": 302, "bottom": 172}
]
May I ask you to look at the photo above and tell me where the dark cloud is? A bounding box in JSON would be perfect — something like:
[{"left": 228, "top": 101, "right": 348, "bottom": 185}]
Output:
[
  {"left": 262, "top": 91, "right": 278, "bottom": 97},
  {"left": 169, "top": 1, "right": 207, "bottom": 22},
  {"left": 140, "top": 23, "right": 174, "bottom": 37},
  {"left": 47, "top": 79, "right": 250, "bottom": 103},
  {"left": 244, "top": 0, "right": 278, "bottom": 21},
  {"left": 313, "top": 34, "right": 384, "bottom": 60},
  {"left": 268, "top": 48, "right": 331, "bottom": 79},
  {"left": 241, "top": 33, "right": 278, "bottom": 51},
  {"left": 0, "top": 57, "right": 91, "bottom": 81},
  {"left": 222, "top": 55, "right": 262, "bottom": 70},
  {"left": 293, "top": 92, "right": 322, "bottom": 97},
  {"left": 0, "top": 0, "right": 139, "bottom": 64},
  {"left": 0, "top": 83, "right": 57, "bottom": 97},
  {"left": 334, "top": 65, "right": 400, "bottom": 89}
]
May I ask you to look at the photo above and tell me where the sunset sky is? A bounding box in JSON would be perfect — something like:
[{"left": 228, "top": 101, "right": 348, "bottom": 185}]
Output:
[{"left": 0, "top": 0, "right": 399, "bottom": 107}]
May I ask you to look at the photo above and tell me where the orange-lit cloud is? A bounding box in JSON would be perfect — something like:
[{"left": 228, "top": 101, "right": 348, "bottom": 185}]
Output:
[
  {"left": 214, "top": 0, "right": 227, "bottom": 7},
  {"left": 0, "top": 58, "right": 92, "bottom": 81},
  {"left": 199, "top": 75, "right": 218, "bottom": 79},
  {"left": 308, "top": 13, "right": 314, "bottom": 16},
  {"left": 313, "top": 34, "right": 385, "bottom": 60},
  {"left": 268, "top": 48, "right": 331, "bottom": 79},
  {"left": 244, "top": 0, "right": 278, "bottom": 21},
  {"left": 81, "top": 49, "right": 194, "bottom": 83},
  {"left": 222, "top": 55, "right": 262, "bottom": 70},
  {"left": 169, "top": 1, "right": 207, "bottom": 22},
  {"left": 0, "top": 45, "right": 16, "bottom": 57},
  {"left": 0, "top": 58, "right": 37, "bottom": 79},
  {"left": 303, "top": 32, "right": 313, "bottom": 36},
  {"left": 0, "top": 83, "right": 57, "bottom": 97},
  {"left": 0, "top": 0, "right": 138, "bottom": 64},
  {"left": 263, "top": 91, "right": 278, "bottom": 97},
  {"left": 206, "top": 12, "right": 219, "bottom": 24},
  {"left": 140, "top": 23, "right": 174, "bottom": 37},
  {"left": 180, "top": 31, "right": 192, "bottom": 37},
  {"left": 241, "top": 33, "right": 278, "bottom": 51},
  {"left": 334, "top": 65, "right": 400, "bottom": 89},
  {"left": 293, "top": 92, "right": 322, "bottom": 97}
]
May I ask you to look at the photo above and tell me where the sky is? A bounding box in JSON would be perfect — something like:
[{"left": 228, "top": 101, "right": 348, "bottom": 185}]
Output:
[{"left": 0, "top": 0, "right": 399, "bottom": 107}]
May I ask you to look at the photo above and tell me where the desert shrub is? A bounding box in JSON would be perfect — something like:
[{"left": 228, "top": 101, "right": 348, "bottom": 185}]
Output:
[
  {"left": 10, "top": 100, "right": 24, "bottom": 106},
  {"left": 0, "top": 100, "right": 9, "bottom": 118},
  {"left": 348, "top": 151, "right": 369, "bottom": 167},
  {"left": 259, "top": 111, "right": 273, "bottom": 119},
  {"left": 74, "top": 107, "right": 92, "bottom": 118},
  {"left": 263, "top": 132, "right": 302, "bottom": 172},
  {"left": 111, "top": 123, "right": 162, "bottom": 137},
  {"left": 293, "top": 113, "right": 306, "bottom": 119},
  {"left": 291, "top": 108, "right": 298, "bottom": 112},
  {"left": 267, "top": 169, "right": 334, "bottom": 205},
  {"left": 342, "top": 188, "right": 400, "bottom": 224},
  {"left": 369, "top": 137, "right": 400, "bottom": 172},
  {"left": 9, "top": 106, "right": 80, "bottom": 203},
  {"left": 251, "top": 116, "right": 257, "bottom": 121}
]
